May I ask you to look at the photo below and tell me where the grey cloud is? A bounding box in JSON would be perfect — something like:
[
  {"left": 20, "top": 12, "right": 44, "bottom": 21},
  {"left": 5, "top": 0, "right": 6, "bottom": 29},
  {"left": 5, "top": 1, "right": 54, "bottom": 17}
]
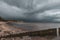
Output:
[
  {"left": 0, "top": 0, "right": 60, "bottom": 22},
  {"left": 0, "top": 1, "right": 28, "bottom": 19}
]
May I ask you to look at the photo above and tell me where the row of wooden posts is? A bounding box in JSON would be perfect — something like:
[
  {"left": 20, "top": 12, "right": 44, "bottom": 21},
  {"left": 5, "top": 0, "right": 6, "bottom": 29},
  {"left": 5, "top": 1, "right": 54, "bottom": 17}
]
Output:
[
  {"left": 0, "top": 28, "right": 57, "bottom": 38},
  {"left": 0, "top": 28, "right": 59, "bottom": 40}
]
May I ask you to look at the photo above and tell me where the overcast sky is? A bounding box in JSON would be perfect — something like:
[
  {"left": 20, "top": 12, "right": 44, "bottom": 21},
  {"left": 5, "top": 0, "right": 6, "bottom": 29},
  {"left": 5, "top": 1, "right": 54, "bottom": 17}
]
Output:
[{"left": 0, "top": 0, "right": 60, "bottom": 22}]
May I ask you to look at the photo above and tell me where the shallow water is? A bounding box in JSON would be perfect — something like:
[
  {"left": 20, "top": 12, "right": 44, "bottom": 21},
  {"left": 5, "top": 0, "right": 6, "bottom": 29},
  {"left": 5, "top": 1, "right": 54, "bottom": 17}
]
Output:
[{"left": 7, "top": 23, "right": 60, "bottom": 31}]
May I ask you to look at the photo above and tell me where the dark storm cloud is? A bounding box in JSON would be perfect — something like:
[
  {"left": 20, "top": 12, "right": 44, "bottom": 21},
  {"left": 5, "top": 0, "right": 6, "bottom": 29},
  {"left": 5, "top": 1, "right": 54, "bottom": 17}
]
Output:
[{"left": 0, "top": 0, "right": 60, "bottom": 22}]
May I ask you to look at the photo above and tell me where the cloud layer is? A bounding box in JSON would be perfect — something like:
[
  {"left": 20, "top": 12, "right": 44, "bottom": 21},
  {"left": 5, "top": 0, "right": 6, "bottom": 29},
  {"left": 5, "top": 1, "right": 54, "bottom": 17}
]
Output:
[{"left": 0, "top": 0, "right": 60, "bottom": 22}]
